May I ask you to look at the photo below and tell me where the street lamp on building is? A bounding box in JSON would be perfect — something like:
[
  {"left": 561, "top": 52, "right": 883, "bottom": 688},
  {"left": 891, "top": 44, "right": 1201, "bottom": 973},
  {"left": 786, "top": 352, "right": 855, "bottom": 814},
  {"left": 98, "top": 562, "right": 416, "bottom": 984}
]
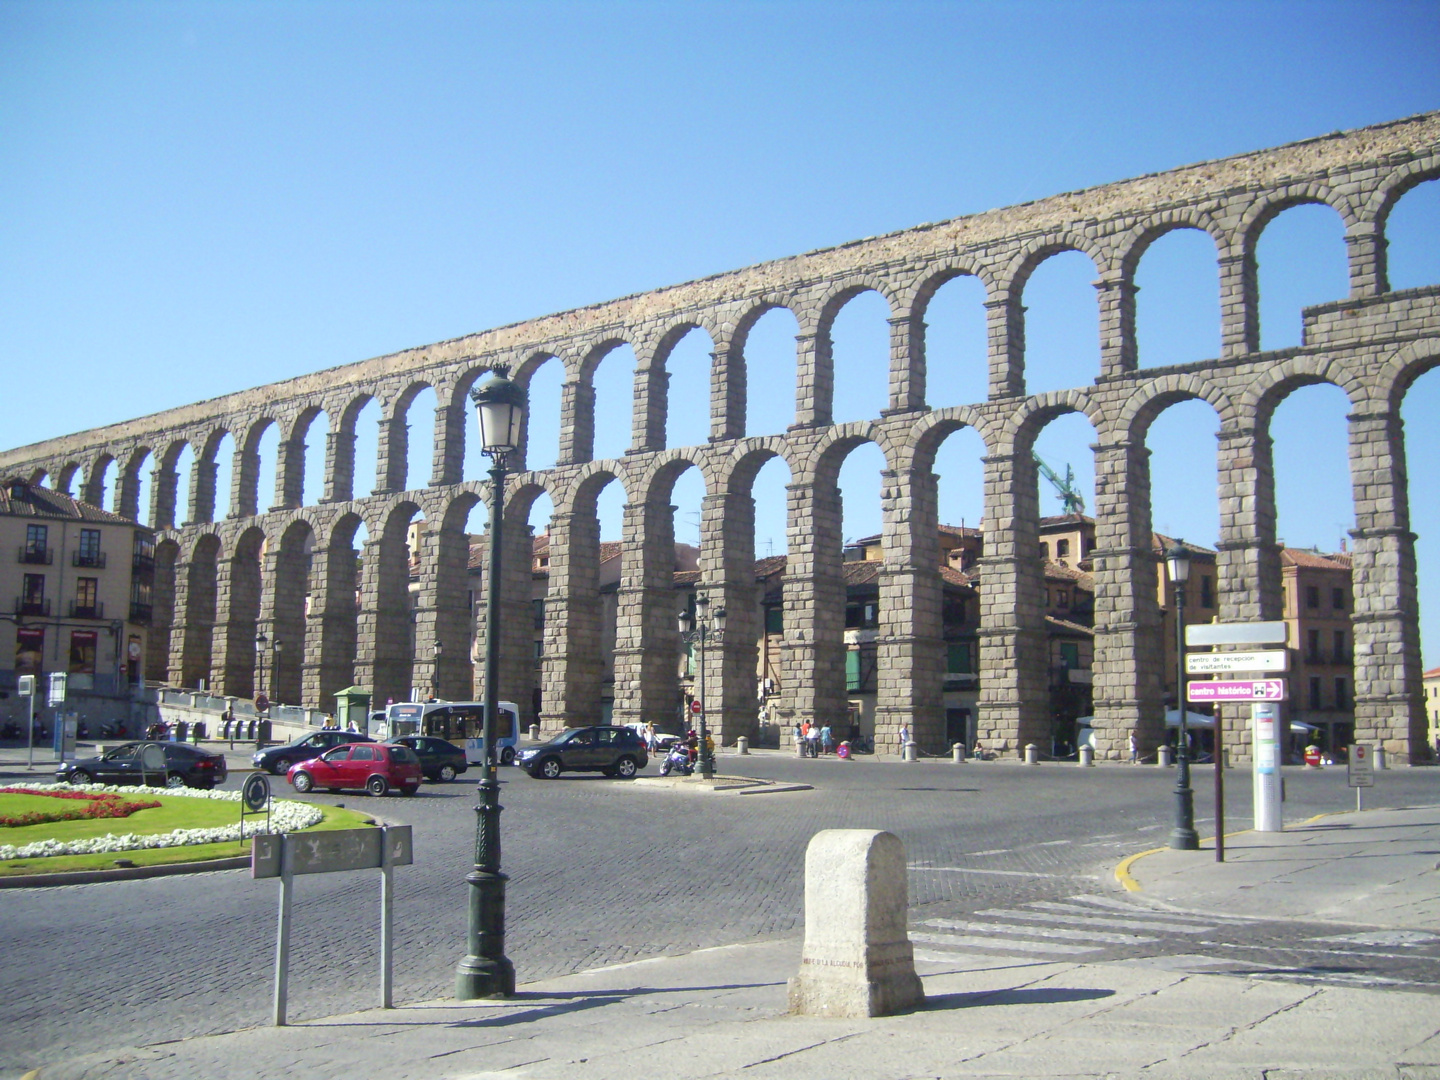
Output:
[
  {"left": 455, "top": 366, "right": 525, "bottom": 1000},
  {"left": 1165, "top": 540, "right": 1199, "bottom": 851},
  {"left": 678, "top": 594, "right": 725, "bottom": 780}
]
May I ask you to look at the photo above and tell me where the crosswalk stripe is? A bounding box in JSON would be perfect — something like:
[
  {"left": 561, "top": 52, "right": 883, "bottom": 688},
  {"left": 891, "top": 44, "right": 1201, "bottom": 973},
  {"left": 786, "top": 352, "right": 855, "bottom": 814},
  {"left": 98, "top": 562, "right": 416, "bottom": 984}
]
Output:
[
  {"left": 1064, "top": 894, "right": 1255, "bottom": 923},
  {"left": 982, "top": 904, "right": 1214, "bottom": 933},
  {"left": 910, "top": 931, "right": 1101, "bottom": 955},
  {"left": 922, "top": 917, "right": 1157, "bottom": 945}
]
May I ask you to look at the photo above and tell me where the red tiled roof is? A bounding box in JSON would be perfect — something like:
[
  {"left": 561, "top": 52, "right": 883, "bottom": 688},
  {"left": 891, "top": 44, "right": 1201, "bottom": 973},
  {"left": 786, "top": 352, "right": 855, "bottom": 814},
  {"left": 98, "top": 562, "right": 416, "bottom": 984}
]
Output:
[
  {"left": 0, "top": 480, "right": 142, "bottom": 527},
  {"left": 1282, "top": 548, "right": 1352, "bottom": 570}
]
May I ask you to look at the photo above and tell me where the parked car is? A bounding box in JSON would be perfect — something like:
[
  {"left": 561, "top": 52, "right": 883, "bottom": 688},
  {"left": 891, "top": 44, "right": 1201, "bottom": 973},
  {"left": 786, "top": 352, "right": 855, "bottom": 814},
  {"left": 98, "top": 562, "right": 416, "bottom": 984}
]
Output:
[
  {"left": 385, "top": 735, "right": 469, "bottom": 782},
  {"left": 287, "top": 742, "right": 423, "bottom": 797},
  {"left": 58, "top": 741, "right": 228, "bottom": 790},
  {"left": 516, "top": 725, "right": 648, "bottom": 779},
  {"left": 254, "top": 730, "right": 375, "bottom": 775}
]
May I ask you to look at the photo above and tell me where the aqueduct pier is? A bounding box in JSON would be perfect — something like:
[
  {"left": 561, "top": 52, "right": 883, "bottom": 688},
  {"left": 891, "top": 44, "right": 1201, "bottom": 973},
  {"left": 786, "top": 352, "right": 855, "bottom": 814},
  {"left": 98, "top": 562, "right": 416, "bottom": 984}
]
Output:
[{"left": 3, "top": 111, "right": 1438, "bottom": 762}]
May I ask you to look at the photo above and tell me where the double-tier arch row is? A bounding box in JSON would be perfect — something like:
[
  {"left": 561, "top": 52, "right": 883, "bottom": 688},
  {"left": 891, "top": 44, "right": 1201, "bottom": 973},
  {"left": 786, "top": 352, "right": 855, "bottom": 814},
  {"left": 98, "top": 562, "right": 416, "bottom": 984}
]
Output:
[{"left": 5, "top": 113, "right": 1439, "bottom": 760}]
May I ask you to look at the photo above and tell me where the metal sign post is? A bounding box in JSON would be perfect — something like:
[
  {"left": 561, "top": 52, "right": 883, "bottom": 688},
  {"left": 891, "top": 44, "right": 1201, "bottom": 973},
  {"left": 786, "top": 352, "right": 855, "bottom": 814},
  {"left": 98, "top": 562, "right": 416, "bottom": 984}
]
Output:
[
  {"left": 1348, "top": 743, "right": 1374, "bottom": 810},
  {"left": 18, "top": 675, "right": 35, "bottom": 769},
  {"left": 139, "top": 743, "right": 167, "bottom": 787},
  {"left": 253, "top": 826, "right": 413, "bottom": 1025}
]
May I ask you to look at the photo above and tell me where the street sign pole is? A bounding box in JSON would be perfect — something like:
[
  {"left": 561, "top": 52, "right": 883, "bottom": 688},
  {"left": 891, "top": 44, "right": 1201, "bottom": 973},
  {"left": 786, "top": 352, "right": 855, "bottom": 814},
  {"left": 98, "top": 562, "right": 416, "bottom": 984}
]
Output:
[{"left": 1348, "top": 743, "right": 1374, "bottom": 811}]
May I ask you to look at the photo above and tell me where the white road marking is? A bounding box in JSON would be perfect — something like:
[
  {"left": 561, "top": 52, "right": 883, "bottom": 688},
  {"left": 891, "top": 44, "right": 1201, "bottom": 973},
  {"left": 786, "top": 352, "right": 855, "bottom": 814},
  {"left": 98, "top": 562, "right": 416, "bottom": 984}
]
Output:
[
  {"left": 910, "top": 931, "right": 1100, "bottom": 955},
  {"left": 913, "top": 867, "right": 1072, "bottom": 879},
  {"left": 1010, "top": 902, "right": 1215, "bottom": 932},
  {"left": 922, "top": 917, "right": 1156, "bottom": 945}
]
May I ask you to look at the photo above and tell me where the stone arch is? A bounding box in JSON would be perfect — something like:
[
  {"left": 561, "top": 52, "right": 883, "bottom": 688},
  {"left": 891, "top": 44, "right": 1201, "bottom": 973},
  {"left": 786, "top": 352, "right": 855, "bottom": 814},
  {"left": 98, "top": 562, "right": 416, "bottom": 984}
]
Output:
[
  {"left": 27, "top": 467, "right": 48, "bottom": 487},
  {"left": 194, "top": 426, "right": 234, "bottom": 522},
  {"left": 118, "top": 445, "right": 155, "bottom": 524},
  {"left": 1115, "top": 210, "right": 1228, "bottom": 277},
  {"left": 905, "top": 261, "right": 999, "bottom": 318},
  {"left": 83, "top": 451, "right": 116, "bottom": 509},
  {"left": 237, "top": 415, "right": 281, "bottom": 518},
  {"left": 308, "top": 509, "right": 367, "bottom": 704},
  {"left": 55, "top": 462, "right": 82, "bottom": 496},
  {"left": 219, "top": 524, "right": 268, "bottom": 697},
  {"left": 1112, "top": 373, "right": 1235, "bottom": 446},
  {"left": 1365, "top": 153, "right": 1440, "bottom": 227},
  {"left": 270, "top": 518, "right": 315, "bottom": 707},
  {"left": 354, "top": 499, "right": 427, "bottom": 707},
  {"left": 730, "top": 297, "right": 803, "bottom": 437},
  {"left": 1003, "top": 232, "right": 1113, "bottom": 296},
  {"left": 178, "top": 532, "right": 223, "bottom": 690},
  {"left": 650, "top": 319, "right": 721, "bottom": 452},
  {"left": 147, "top": 537, "right": 181, "bottom": 683},
  {"left": 812, "top": 278, "right": 901, "bottom": 425},
  {"left": 1379, "top": 338, "right": 1440, "bottom": 416},
  {"left": 380, "top": 379, "right": 438, "bottom": 493},
  {"left": 1238, "top": 182, "right": 1358, "bottom": 251},
  {"left": 904, "top": 405, "right": 997, "bottom": 474},
  {"left": 999, "top": 389, "right": 1103, "bottom": 459},
  {"left": 1240, "top": 356, "right": 1367, "bottom": 429}
]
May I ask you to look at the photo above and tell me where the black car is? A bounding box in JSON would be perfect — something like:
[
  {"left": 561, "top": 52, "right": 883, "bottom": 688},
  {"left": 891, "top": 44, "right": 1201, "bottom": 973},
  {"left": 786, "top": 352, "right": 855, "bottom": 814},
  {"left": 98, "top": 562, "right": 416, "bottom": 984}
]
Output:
[
  {"left": 516, "top": 725, "right": 648, "bottom": 779},
  {"left": 386, "top": 735, "right": 469, "bottom": 782},
  {"left": 58, "top": 741, "right": 229, "bottom": 790},
  {"left": 254, "top": 730, "right": 375, "bottom": 775}
]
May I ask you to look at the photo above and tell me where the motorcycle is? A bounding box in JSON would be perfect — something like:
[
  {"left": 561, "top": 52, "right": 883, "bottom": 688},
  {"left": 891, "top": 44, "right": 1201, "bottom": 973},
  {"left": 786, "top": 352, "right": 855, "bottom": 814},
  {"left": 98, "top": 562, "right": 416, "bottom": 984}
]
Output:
[
  {"left": 658, "top": 743, "right": 694, "bottom": 777},
  {"left": 100, "top": 719, "right": 128, "bottom": 739}
]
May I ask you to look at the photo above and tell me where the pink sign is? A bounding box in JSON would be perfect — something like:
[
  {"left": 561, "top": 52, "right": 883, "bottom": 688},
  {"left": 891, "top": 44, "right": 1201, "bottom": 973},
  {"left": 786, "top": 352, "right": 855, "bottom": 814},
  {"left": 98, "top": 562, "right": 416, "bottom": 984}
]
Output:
[{"left": 1187, "top": 679, "right": 1287, "bottom": 702}]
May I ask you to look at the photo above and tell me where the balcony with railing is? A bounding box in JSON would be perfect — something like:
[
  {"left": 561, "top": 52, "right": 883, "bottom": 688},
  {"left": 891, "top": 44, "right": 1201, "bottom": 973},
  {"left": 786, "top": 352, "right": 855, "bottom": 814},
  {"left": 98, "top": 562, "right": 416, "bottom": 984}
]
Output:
[
  {"left": 129, "top": 602, "right": 153, "bottom": 624},
  {"left": 15, "top": 597, "right": 51, "bottom": 616},
  {"left": 18, "top": 546, "right": 52, "bottom": 565},
  {"left": 72, "top": 550, "right": 107, "bottom": 568},
  {"left": 68, "top": 600, "right": 104, "bottom": 619}
]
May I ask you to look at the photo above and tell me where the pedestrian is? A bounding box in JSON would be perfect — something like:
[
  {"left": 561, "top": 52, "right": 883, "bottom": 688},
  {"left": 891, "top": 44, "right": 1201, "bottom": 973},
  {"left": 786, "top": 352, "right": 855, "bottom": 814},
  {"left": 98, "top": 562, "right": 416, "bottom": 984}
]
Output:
[
  {"left": 1128, "top": 729, "right": 1139, "bottom": 764},
  {"left": 644, "top": 720, "right": 656, "bottom": 752},
  {"left": 820, "top": 723, "right": 833, "bottom": 755},
  {"left": 900, "top": 723, "right": 910, "bottom": 753},
  {"left": 805, "top": 722, "right": 820, "bottom": 757}
]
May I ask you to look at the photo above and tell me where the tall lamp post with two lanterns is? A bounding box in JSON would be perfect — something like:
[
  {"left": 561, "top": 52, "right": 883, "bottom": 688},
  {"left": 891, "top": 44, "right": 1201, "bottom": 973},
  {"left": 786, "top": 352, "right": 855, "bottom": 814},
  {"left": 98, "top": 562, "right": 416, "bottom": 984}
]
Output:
[
  {"left": 1166, "top": 540, "right": 1200, "bottom": 851},
  {"left": 455, "top": 366, "right": 525, "bottom": 1000},
  {"left": 678, "top": 594, "right": 725, "bottom": 781}
]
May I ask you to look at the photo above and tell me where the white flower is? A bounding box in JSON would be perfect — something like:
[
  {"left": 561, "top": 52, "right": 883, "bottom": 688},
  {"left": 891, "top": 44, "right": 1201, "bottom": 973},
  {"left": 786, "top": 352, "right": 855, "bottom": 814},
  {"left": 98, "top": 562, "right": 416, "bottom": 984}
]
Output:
[{"left": 0, "top": 783, "right": 327, "bottom": 860}]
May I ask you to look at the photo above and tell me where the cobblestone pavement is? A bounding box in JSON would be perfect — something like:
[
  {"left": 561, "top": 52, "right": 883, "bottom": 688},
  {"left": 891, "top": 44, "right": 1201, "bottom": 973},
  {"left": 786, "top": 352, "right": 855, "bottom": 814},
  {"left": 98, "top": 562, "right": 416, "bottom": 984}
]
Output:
[{"left": 1, "top": 752, "right": 1435, "bottom": 1075}]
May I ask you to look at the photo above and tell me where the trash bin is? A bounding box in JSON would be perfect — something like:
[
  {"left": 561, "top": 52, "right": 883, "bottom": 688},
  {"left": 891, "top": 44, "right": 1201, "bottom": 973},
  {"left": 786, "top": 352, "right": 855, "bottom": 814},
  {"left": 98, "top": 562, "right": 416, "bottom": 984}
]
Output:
[
  {"left": 192, "top": 721, "right": 206, "bottom": 742},
  {"left": 174, "top": 721, "right": 188, "bottom": 742},
  {"left": 243, "top": 719, "right": 255, "bottom": 740},
  {"left": 220, "top": 719, "right": 232, "bottom": 740},
  {"left": 257, "top": 719, "right": 272, "bottom": 745}
]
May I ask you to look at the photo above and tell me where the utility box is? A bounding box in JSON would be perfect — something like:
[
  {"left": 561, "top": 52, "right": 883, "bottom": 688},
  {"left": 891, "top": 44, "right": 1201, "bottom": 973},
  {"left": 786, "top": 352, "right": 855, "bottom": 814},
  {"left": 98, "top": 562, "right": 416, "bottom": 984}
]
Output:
[{"left": 334, "top": 686, "right": 372, "bottom": 736}]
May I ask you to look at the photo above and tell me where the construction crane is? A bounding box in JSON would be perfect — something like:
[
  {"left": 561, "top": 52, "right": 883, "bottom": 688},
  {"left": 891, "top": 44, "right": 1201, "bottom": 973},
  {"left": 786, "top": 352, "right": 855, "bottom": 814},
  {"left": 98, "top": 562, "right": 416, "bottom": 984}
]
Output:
[{"left": 1034, "top": 454, "right": 1086, "bottom": 515}]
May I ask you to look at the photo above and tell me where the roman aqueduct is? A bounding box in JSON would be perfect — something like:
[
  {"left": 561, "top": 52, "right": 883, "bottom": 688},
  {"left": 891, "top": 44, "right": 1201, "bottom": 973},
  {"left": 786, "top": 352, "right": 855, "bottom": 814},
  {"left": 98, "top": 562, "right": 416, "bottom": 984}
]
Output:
[{"left": 3, "top": 112, "right": 1438, "bottom": 762}]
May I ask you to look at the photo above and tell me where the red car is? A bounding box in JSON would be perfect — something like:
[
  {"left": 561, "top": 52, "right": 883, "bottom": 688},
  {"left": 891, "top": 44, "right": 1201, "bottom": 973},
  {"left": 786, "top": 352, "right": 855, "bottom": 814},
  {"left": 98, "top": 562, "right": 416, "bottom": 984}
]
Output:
[{"left": 287, "top": 741, "right": 423, "bottom": 797}]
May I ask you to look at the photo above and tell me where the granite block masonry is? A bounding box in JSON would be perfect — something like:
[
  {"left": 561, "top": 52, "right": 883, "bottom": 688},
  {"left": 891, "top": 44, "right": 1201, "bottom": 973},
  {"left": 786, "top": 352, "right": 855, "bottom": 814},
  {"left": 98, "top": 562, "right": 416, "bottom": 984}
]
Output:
[
  {"left": 2, "top": 112, "right": 1437, "bottom": 762},
  {"left": 788, "top": 829, "right": 925, "bottom": 1018}
]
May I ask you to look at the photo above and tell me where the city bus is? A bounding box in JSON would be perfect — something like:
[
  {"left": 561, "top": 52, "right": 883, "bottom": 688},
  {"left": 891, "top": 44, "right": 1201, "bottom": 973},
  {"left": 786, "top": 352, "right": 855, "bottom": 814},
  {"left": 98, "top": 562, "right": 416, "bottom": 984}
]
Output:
[{"left": 383, "top": 700, "right": 521, "bottom": 766}]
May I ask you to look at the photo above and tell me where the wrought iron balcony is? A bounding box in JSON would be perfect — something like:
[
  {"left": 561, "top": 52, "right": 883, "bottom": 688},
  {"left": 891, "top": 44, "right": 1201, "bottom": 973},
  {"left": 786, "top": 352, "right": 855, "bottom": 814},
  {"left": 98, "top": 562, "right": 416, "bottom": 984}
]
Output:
[
  {"left": 68, "top": 601, "right": 104, "bottom": 619},
  {"left": 72, "top": 550, "right": 107, "bottom": 568},
  {"left": 18, "top": 546, "right": 52, "bottom": 565},
  {"left": 15, "top": 597, "right": 50, "bottom": 616}
]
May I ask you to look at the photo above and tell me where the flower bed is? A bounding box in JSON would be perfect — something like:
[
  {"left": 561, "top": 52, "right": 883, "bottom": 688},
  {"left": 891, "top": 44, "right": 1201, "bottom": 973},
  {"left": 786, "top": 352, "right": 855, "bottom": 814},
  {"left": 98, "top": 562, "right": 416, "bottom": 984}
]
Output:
[
  {"left": 0, "top": 783, "right": 325, "bottom": 861},
  {"left": 0, "top": 787, "right": 162, "bottom": 827}
]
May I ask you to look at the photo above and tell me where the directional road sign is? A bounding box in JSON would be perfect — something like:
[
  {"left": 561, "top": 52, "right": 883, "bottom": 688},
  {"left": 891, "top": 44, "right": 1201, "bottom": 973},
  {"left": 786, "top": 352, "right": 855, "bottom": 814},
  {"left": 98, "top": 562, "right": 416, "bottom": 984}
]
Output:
[
  {"left": 1186, "top": 678, "right": 1287, "bottom": 702},
  {"left": 1185, "top": 621, "right": 1287, "bottom": 647},
  {"left": 1186, "top": 650, "right": 1289, "bottom": 675}
]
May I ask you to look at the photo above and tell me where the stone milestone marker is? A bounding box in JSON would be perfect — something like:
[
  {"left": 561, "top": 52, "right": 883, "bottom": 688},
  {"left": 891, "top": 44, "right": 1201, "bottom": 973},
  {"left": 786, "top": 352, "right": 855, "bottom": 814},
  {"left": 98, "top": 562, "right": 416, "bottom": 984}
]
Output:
[{"left": 788, "top": 829, "right": 925, "bottom": 1018}]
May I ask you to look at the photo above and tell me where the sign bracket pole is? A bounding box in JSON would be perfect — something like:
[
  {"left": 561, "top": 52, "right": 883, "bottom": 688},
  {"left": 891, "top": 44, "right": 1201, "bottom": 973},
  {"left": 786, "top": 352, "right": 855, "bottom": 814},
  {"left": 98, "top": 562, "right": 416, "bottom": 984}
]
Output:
[
  {"left": 273, "top": 835, "right": 293, "bottom": 1026},
  {"left": 380, "top": 827, "right": 394, "bottom": 1009}
]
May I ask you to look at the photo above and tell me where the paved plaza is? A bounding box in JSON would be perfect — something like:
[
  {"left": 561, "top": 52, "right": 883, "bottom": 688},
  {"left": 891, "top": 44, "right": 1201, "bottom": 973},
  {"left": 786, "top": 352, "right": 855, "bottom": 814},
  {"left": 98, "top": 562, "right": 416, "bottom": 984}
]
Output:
[{"left": 1, "top": 747, "right": 1437, "bottom": 1078}]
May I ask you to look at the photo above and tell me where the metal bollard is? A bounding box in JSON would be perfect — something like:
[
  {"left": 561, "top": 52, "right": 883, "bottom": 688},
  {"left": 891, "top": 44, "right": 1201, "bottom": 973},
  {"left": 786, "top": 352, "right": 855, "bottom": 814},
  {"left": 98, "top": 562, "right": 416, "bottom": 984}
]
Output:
[
  {"left": 1158, "top": 744, "right": 1173, "bottom": 767},
  {"left": 528, "top": 724, "right": 539, "bottom": 741},
  {"left": 795, "top": 737, "right": 807, "bottom": 758},
  {"left": 737, "top": 736, "right": 750, "bottom": 756},
  {"left": 1078, "top": 745, "right": 1094, "bottom": 767},
  {"left": 952, "top": 742, "right": 964, "bottom": 763},
  {"left": 1375, "top": 745, "right": 1389, "bottom": 770},
  {"left": 902, "top": 741, "right": 918, "bottom": 762},
  {"left": 1023, "top": 743, "right": 1038, "bottom": 765}
]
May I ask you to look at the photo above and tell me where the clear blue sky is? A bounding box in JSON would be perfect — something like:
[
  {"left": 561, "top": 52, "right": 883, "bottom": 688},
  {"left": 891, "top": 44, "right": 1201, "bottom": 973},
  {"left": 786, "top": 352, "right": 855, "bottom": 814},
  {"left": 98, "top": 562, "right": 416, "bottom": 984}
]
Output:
[{"left": 3, "top": 1, "right": 1439, "bottom": 652}]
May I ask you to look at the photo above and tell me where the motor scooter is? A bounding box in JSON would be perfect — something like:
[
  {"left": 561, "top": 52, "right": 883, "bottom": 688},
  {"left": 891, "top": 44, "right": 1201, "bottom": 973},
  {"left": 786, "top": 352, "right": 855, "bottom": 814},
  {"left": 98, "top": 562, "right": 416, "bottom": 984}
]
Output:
[{"left": 658, "top": 743, "right": 694, "bottom": 777}]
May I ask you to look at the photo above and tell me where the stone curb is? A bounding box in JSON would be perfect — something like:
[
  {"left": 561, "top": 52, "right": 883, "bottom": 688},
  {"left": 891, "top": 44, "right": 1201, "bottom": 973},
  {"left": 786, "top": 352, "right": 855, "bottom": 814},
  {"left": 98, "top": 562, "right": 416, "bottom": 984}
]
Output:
[
  {"left": 0, "top": 854, "right": 251, "bottom": 889},
  {"left": 630, "top": 774, "right": 813, "bottom": 794}
]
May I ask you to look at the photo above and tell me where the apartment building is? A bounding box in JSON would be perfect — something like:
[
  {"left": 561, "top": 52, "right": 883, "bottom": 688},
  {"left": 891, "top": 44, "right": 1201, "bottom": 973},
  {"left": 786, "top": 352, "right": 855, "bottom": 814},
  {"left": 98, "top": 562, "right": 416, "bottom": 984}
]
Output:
[{"left": 0, "top": 478, "right": 153, "bottom": 719}]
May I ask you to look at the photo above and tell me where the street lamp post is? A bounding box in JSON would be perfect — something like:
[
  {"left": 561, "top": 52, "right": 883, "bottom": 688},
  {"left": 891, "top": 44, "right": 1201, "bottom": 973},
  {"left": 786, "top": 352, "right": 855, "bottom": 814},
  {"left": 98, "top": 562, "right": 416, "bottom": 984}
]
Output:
[
  {"left": 271, "top": 638, "right": 282, "bottom": 707},
  {"left": 1166, "top": 541, "right": 1199, "bottom": 851},
  {"left": 678, "top": 595, "right": 725, "bottom": 780},
  {"left": 255, "top": 631, "right": 268, "bottom": 699},
  {"left": 455, "top": 366, "right": 525, "bottom": 1000},
  {"left": 432, "top": 639, "right": 443, "bottom": 700}
]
